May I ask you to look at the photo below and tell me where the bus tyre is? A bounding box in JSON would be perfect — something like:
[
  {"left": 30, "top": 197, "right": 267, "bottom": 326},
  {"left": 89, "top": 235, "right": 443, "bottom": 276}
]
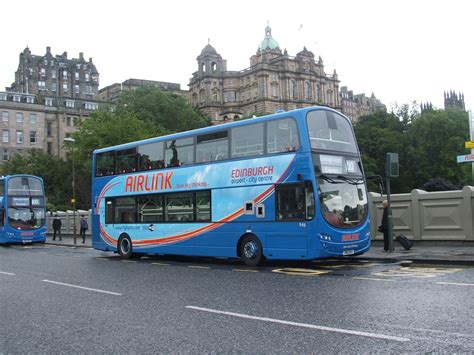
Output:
[
  {"left": 240, "top": 235, "right": 263, "bottom": 267},
  {"left": 117, "top": 234, "right": 133, "bottom": 259}
]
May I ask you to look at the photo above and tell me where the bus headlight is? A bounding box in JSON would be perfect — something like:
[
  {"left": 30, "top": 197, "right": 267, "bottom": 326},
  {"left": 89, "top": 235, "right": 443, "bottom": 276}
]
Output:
[{"left": 319, "top": 234, "right": 332, "bottom": 242}]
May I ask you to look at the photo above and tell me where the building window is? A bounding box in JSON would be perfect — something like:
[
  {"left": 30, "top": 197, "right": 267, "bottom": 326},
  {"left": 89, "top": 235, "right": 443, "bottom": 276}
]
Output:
[
  {"left": 16, "top": 131, "right": 23, "bottom": 144},
  {"left": 26, "top": 96, "right": 34, "bottom": 104},
  {"left": 45, "top": 98, "right": 53, "bottom": 106},
  {"left": 47, "top": 142, "right": 52, "bottom": 155},
  {"left": 85, "top": 73, "right": 90, "bottom": 82},
  {"left": 47, "top": 122, "right": 52, "bottom": 137},
  {"left": 51, "top": 82, "right": 57, "bottom": 92},
  {"left": 30, "top": 131, "right": 37, "bottom": 144},
  {"left": 63, "top": 83, "right": 68, "bottom": 93},
  {"left": 75, "top": 72, "right": 80, "bottom": 80},
  {"left": 16, "top": 112, "right": 23, "bottom": 123},
  {"left": 2, "top": 111, "right": 9, "bottom": 123},
  {"left": 2, "top": 130, "right": 9, "bottom": 143},
  {"left": 91, "top": 75, "right": 98, "bottom": 82},
  {"left": 85, "top": 85, "right": 92, "bottom": 95},
  {"left": 66, "top": 117, "right": 72, "bottom": 126},
  {"left": 74, "top": 85, "right": 80, "bottom": 94},
  {"left": 30, "top": 113, "right": 37, "bottom": 124},
  {"left": 3, "top": 149, "right": 9, "bottom": 161},
  {"left": 51, "top": 70, "right": 56, "bottom": 79},
  {"left": 13, "top": 95, "right": 21, "bottom": 102},
  {"left": 65, "top": 100, "right": 75, "bottom": 108},
  {"left": 38, "top": 81, "right": 46, "bottom": 91},
  {"left": 40, "top": 68, "right": 46, "bottom": 77},
  {"left": 84, "top": 102, "right": 98, "bottom": 110},
  {"left": 291, "top": 80, "right": 297, "bottom": 98},
  {"left": 305, "top": 82, "right": 312, "bottom": 100},
  {"left": 271, "top": 85, "right": 279, "bottom": 97},
  {"left": 63, "top": 70, "right": 68, "bottom": 79},
  {"left": 76, "top": 64, "right": 81, "bottom": 70},
  {"left": 0, "top": 93, "right": 7, "bottom": 101}
]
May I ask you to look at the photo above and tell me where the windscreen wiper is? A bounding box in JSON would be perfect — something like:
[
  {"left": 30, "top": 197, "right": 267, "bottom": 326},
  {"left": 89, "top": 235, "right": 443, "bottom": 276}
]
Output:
[
  {"left": 336, "top": 175, "right": 364, "bottom": 185},
  {"left": 318, "top": 174, "right": 341, "bottom": 184}
]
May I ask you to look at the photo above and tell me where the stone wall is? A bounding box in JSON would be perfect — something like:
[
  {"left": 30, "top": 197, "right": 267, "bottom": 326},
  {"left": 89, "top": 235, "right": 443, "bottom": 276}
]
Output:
[{"left": 370, "top": 186, "right": 474, "bottom": 241}]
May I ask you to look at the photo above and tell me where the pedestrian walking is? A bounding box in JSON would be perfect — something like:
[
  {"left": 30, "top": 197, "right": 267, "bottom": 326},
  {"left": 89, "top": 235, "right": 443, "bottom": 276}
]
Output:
[
  {"left": 80, "top": 215, "right": 88, "bottom": 244},
  {"left": 52, "top": 214, "right": 62, "bottom": 241}
]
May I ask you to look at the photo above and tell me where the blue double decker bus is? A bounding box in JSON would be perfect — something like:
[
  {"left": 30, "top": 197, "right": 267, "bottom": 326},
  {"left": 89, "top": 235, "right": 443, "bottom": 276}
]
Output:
[
  {"left": 91, "top": 106, "right": 370, "bottom": 265},
  {"left": 0, "top": 174, "right": 47, "bottom": 245}
]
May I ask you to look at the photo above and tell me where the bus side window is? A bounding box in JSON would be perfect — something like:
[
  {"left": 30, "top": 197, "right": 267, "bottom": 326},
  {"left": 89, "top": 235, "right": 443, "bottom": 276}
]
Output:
[
  {"left": 0, "top": 208, "right": 4, "bottom": 226},
  {"left": 275, "top": 185, "right": 305, "bottom": 221}
]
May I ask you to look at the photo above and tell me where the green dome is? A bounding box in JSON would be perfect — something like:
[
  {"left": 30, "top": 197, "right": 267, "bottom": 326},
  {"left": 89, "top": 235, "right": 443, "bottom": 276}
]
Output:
[{"left": 259, "top": 25, "right": 280, "bottom": 51}]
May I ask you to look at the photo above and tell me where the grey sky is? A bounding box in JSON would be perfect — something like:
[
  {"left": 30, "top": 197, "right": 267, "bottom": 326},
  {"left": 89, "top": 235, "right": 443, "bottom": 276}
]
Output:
[{"left": 1, "top": 0, "right": 472, "bottom": 111}]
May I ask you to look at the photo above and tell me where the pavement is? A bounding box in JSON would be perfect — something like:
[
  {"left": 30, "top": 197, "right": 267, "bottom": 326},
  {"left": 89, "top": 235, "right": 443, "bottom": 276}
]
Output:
[{"left": 45, "top": 234, "right": 474, "bottom": 266}]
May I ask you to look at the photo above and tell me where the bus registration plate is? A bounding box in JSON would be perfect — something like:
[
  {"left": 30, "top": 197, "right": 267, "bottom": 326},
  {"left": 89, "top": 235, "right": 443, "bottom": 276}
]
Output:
[{"left": 343, "top": 249, "right": 354, "bottom": 256}]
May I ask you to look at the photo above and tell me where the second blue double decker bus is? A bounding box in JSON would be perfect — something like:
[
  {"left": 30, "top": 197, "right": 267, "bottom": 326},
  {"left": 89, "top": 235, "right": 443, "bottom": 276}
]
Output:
[
  {"left": 91, "top": 106, "right": 370, "bottom": 265},
  {"left": 0, "top": 174, "right": 47, "bottom": 245}
]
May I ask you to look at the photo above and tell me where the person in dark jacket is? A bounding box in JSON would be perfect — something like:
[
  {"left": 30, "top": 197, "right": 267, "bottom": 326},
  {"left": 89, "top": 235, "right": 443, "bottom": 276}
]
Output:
[
  {"left": 52, "top": 214, "right": 62, "bottom": 241},
  {"left": 381, "top": 200, "right": 389, "bottom": 251},
  {"left": 79, "top": 215, "right": 88, "bottom": 244}
]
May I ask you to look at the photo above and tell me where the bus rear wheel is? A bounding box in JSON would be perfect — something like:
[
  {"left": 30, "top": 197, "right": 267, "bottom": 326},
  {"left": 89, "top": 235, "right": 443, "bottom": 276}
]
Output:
[
  {"left": 117, "top": 234, "right": 133, "bottom": 259},
  {"left": 240, "top": 235, "right": 263, "bottom": 267}
]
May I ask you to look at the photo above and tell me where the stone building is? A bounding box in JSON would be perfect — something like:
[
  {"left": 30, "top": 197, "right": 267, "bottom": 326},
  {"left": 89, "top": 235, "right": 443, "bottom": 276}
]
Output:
[
  {"left": 188, "top": 25, "right": 340, "bottom": 124},
  {"left": 98, "top": 78, "right": 187, "bottom": 102},
  {"left": 340, "top": 86, "right": 386, "bottom": 122},
  {"left": 1, "top": 47, "right": 105, "bottom": 161},
  {"left": 444, "top": 90, "right": 465, "bottom": 111}
]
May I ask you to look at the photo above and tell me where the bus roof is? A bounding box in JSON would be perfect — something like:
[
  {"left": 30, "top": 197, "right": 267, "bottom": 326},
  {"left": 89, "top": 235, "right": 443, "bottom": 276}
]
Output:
[{"left": 93, "top": 105, "right": 342, "bottom": 155}]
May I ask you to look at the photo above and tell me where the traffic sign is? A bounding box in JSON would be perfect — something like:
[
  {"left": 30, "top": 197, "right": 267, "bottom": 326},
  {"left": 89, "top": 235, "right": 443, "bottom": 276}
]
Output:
[
  {"left": 457, "top": 154, "right": 474, "bottom": 163},
  {"left": 465, "top": 141, "right": 474, "bottom": 149}
]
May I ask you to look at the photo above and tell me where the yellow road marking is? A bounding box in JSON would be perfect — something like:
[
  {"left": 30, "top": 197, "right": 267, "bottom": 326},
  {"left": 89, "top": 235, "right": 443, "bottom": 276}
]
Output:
[{"left": 372, "top": 267, "right": 464, "bottom": 278}]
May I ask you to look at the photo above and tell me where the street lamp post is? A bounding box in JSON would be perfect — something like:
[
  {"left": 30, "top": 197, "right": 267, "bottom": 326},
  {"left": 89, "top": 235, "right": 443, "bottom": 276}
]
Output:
[{"left": 64, "top": 137, "right": 76, "bottom": 244}]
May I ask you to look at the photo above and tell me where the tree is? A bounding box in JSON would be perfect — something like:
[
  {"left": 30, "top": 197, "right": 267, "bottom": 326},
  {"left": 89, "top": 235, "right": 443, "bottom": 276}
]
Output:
[
  {"left": 0, "top": 150, "right": 71, "bottom": 210},
  {"left": 115, "top": 86, "right": 210, "bottom": 134},
  {"left": 405, "top": 108, "right": 469, "bottom": 189},
  {"left": 354, "top": 111, "right": 410, "bottom": 192}
]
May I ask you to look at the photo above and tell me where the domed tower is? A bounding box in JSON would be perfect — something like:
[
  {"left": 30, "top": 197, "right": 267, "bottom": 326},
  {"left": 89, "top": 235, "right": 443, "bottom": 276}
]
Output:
[
  {"left": 189, "top": 41, "right": 227, "bottom": 123},
  {"left": 196, "top": 42, "right": 227, "bottom": 77},
  {"left": 250, "top": 24, "right": 282, "bottom": 66}
]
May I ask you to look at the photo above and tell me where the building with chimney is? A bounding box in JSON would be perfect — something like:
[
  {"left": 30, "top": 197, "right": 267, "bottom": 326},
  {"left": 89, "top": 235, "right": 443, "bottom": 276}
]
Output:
[
  {"left": 188, "top": 25, "right": 341, "bottom": 124},
  {"left": 340, "top": 86, "right": 386, "bottom": 122},
  {"left": 1, "top": 47, "right": 106, "bottom": 161}
]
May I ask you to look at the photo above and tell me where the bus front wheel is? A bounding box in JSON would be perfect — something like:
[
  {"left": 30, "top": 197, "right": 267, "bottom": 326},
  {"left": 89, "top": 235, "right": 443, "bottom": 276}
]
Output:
[
  {"left": 239, "top": 235, "right": 263, "bottom": 267},
  {"left": 117, "top": 234, "right": 133, "bottom": 259}
]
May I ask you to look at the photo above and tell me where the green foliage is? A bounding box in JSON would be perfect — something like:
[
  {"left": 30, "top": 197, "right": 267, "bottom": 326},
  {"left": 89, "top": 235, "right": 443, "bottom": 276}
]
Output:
[
  {"left": 116, "top": 86, "right": 210, "bottom": 134},
  {"left": 0, "top": 150, "right": 71, "bottom": 210},
  {"left": 354, "top": 107, "right": 470, "bottom": 193}
]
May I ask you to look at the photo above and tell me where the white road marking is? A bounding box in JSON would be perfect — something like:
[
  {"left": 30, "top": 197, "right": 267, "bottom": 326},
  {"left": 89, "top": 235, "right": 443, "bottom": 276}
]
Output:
[
  {"left": 437, "top": 282, "right": 474, "bottom": 287},
  {"left": 122, "top": 260, "right": 137, "bottom": 263},
  {"left": 353, "top": 277, "right": 395, "bottom": 282},
  {"left": 188, "top": 266, "right": 210, "bottom": 269},
  {"left": 152, "top": 262, "right": 170, "bottom": 266},
  {"left": 186, "top": 306, "right": 410, "bottom": 342},
  {"left": 0, "top": 271, "right": 15, "bottom": 276},
  {"left": 42, "top": 280, "right": 122, "bottom": 296},
  {"left": 232, "top": 269, "right": 259, "bottom": 273}
]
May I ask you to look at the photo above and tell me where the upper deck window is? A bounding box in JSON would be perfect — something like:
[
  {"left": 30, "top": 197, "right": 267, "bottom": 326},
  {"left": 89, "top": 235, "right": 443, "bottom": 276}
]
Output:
[
  {"left": 307, "top": 110, "right": 357, "bottom": 154},
  {"left": 116, "top": 148, "right": 137, "bottom": 174},
  {"left": 138, "top": 141, "right": 165, "bottom": 171},
  {"left": 165, "top": 137, "right": 194, "bottom": 167},
  {"left": 96, "top": 151, "right": 115, "bottom": 176},
  {"left": 8, "top": 176, "right": 43, "bottom": 196},
  {"left": 196, "top": 130, "right": 228, "bottom": 163},
  {"left": 267, "top": 118, "right": 299, "bottom": 153},
  {"left": 232, "top": 122, "right": 264, "bottom": 158}
]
